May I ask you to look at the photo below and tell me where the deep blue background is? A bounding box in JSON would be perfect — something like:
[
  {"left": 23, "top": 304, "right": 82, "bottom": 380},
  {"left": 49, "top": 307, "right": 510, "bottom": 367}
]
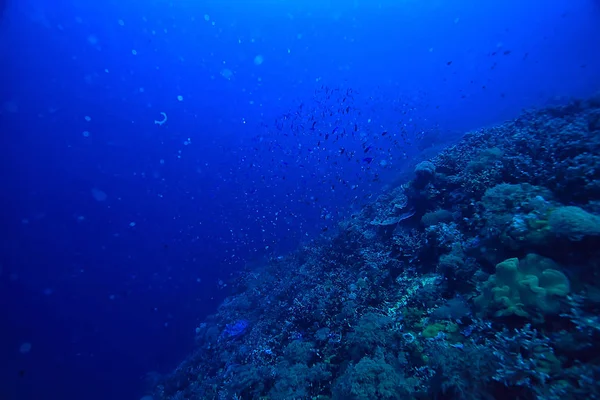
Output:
[{"left": 1, "top": 1, "right": 599, "bottom": 399}]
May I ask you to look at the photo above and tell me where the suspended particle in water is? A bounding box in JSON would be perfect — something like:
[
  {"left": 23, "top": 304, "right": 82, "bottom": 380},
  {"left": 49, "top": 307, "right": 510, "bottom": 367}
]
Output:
[
  {"left": 220, "top": 69, "right": 233, "bottom": 80},
  {"left": 19, "top": 343, "right": 32, "bottom": 354},
  {"left": 91, "top": 188, "right": 107, "bottom": 202}
]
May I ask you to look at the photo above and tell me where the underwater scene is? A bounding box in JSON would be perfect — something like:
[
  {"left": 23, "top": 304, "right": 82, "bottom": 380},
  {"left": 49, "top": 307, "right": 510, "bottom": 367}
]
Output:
[{"left": 2, "top": 0, "right": 600, "bottom": 399}]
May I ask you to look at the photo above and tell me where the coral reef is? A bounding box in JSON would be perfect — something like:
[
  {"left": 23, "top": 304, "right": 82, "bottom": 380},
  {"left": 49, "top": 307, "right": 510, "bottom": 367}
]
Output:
[{"left": 152, "top": 94, "right": 600, "bottom": 400}]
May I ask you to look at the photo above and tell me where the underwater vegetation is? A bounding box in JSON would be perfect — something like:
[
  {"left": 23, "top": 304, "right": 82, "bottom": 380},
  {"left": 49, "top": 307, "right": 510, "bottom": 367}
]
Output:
[{"left": 151, "top": 95, "right": 600, "bottom": 399}]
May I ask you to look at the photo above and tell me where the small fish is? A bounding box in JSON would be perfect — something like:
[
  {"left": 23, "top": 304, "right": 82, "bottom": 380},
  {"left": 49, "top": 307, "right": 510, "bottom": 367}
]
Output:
[
  {"left": 503, "top": 50, "right": 511, "bottom": 55},
  {"left": 446, "top": 61, "right": 453, "bottom": 66},
  {"left": 364, "top": 146, "right": 372, "bottom": 153},
  {"left": 381, "top": 131, "right": 388, "bottom": 136},
  {"left": 363, "top": 157, "right": 373, "bottom": 164}
]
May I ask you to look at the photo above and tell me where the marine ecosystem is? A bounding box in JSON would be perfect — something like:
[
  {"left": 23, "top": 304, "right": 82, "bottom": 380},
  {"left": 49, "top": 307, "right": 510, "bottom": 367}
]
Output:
[{"left": 2, "top": 1, "right": 600, "bottom": 400}]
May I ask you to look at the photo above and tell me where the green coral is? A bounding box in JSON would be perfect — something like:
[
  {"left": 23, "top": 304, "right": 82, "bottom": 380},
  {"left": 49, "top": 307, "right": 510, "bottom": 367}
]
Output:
[
  {"left": 422, "top": 322, "right": 445, "bottom": 338},
  {"left": 474, "top": 254, "right": 570, "bottom": 320},
  {"left": 422, "top": 321, "right": 460, "bottom": 342}
]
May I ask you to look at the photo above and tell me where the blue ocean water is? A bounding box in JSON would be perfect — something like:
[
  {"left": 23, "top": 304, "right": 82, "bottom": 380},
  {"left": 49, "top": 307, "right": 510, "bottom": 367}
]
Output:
[{"left": 1, "top": 1, "right": 599, "bottom": 399}]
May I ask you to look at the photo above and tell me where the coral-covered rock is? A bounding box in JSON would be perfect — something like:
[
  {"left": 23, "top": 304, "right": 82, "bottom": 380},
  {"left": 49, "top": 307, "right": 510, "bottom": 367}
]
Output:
[
  {"left": 413, "top": 160, "right": 436, "bottom": 188},
  {"left": 548, "top": 206, "right": 600, "bottom": 240}
]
